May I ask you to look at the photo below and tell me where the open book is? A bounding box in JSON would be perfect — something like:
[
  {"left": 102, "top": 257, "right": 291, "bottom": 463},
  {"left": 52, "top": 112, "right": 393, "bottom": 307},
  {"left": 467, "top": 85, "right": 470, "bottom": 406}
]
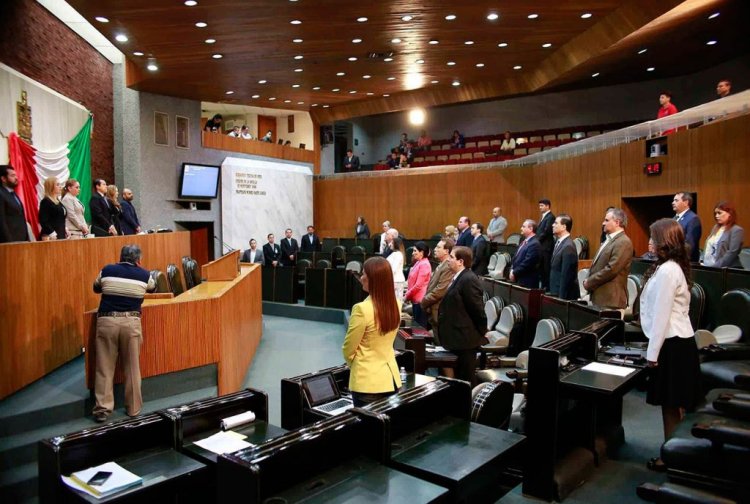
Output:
[{"left": 62, "top": 461, "right": 142, "bottom": 498}]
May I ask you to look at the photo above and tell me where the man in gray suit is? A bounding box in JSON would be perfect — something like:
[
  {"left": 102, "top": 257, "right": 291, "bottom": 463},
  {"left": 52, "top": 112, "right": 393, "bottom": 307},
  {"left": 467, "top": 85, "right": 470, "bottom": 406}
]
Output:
[
  {"left": 583, "top": 208, "right": 633, "bottom": 310},
  {"left": 241, "top": 239, "right": 265, "bottom": 265}
]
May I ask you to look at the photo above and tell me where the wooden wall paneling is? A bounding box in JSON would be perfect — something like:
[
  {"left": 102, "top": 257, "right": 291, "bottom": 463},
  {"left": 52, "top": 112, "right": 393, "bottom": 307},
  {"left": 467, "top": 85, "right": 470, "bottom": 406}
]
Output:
[{"left": 202, "top": 132, "right": 316, "bottom": 165}]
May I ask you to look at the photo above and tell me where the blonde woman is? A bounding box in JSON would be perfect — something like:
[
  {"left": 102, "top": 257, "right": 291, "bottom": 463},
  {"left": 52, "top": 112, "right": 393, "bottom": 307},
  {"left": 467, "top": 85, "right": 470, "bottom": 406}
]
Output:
[
  {"left": 387, "top": 236, "right": 406, "bottom": 300},
  {"left": 106, "top": 185, "right": 123, "bottom": 235},
  {"left": 38, "top": 176, "right": 67, "bottom": 240},
  {"left": 444, "top": 225, "right": 459, "bottom": 242},
  {"left": 62, "top": 178, "right": 89, "bottom": 238}
]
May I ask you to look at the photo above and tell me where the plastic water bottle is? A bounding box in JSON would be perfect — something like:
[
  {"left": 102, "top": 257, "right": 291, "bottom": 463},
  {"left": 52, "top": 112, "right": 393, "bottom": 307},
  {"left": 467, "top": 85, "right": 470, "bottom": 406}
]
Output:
[{"left": 400, "top": 366, "right": 407, "bottom": 382}]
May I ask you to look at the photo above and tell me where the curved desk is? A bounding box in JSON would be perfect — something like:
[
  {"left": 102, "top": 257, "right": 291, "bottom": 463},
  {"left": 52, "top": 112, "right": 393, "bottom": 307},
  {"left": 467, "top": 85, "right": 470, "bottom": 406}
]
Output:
[{"left": 84, "top": 261, "right": 262, "bottom": 395}]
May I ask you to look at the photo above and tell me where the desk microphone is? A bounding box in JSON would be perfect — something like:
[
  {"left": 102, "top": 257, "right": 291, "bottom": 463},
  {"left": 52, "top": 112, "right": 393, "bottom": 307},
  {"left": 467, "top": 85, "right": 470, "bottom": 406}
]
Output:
[{"left": 214, "top": 235, "right": 236, "bottom": 254}]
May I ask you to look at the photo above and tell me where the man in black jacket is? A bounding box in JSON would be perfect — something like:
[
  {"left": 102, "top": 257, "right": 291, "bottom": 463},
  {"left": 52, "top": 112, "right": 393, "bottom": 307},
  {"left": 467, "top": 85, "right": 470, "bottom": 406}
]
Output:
[
  {"left": 437, "top": 246, "right": 488, "bottom": 385},
  {"left": 300, "top": 225, "right": 320, "bottom": 252},
  {"left": 470, "top": 222, "right": 490, "bottom": 276},
  {"left": 119, "top": 188, "right": 141, "bottom": 235},
  {"left": 89, "top": 179, "right": 116, "bottom": 236},
  {"left": 0, "top": 165, "right": 29, "bottom": 243},
  {"left": 280, "top": 228, "right": 299, "bottom": 266},
  {"left": 549, "top": 214, "right": 580, "bottom": 300},
  {"left": 537, "top": 199, "right": 555, "bottom": 289},
  {"left": 263, "top": 234, "right": 282, "bottom": 267}
]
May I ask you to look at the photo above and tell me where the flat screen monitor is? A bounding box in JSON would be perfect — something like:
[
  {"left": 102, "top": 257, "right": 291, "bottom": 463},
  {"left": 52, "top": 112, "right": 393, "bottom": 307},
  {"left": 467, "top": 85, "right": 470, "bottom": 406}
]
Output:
[{"left": 179, "top": 163, "right": 220, "bottom": 199}]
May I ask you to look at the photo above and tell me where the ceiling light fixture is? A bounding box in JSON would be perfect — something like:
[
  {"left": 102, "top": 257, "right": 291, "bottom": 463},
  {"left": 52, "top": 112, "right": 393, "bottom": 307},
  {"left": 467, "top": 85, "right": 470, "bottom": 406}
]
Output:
[
  {"left": 336, "top": 72, "right": 345, "bottom": 76},
  {"left": 292, "top": 84, "right": 300, "bottom": 88},
  {"left": 313, "top": 86, "right": 321, "bottom": 90},
  {"left": 416, "top": 59, "right": 424, "bottom": 64},
  {"left": 581, "top": 13, "right": 592, "bottom": 19},
  {"left": 133, "top": 51, "right": 144, "bottom": 56},
  {"left": 284, "top": 100, "right": 291, "bottom": 103},
  {"left": 323, "top": 105, "right": 330, "bottom": 108},
  {"left": 513, "top": 65, "right": 522, "bottom": 70},
  {"left": 646, "top": 67, "right": 655, "bottom": 72},
  {"left": 352, "top": 38, "right": 362, "bottom": 43},
  {"left": 356, "top": 17, "right": 368, "bottom": 22},
  {"left": 452, "top": 81, "right": 460, "bottom": 86},
  {"left": 297, "top": 101, "right": 304, "bottom": 105},
  {"left": 294, "top": 55, "right": 303, "bottom": 60},
  {"left": 542, "top": 43, "right": 552, "bottom": 48},
  {"left": 464, "top": 41, "right": 474, "bottom": 45},
  {"left": 349, "top": 90, "right": 357, "bottom": 94},
  {"left": 383, "top": 57, "right": 393, "bottom": 62},
  {"left": 383, "top": 94, "right": 390, "bottom": 97},
  {"left": 592, "top": 72, "right": 600, "bottom": 77},
  {"left": 258, "top": 80, "right": 267, "bottom": 84},
  {"left": 391, "top": 38, "right": 402, "bottom": 44},
  {"left": 487, "top": 13, "right": 499, "bottom": 21},
  {"left": 332, "top": 88, "right": 340, "bottom": 92},
  {"left": 445, "top": 14, "right": 456, "bottom": 21},
  {"left": 498, "top": 42, "right": 508, "bottom": 48},
  {"left": 401, "top": 15, "right": 413, "bottom": 21},
  {"left": 225, "top": 90, "right": 234, "bottom": 95},
  {"left": 387, "top": 76, "right": 396, "bottom": 80},
  {"left": 409, "top": 108, "right": 426, "bottom": 125},
  {"left": 212, "top": 54, "right": 223, "bottom": 59},
  {"left": 706, "top": 40, "right": 717, "bottom": 45},
  {"left": 362, "top": 75, "right": 371, "bottom": 79},
  {"left": 366, "top": 92, "right": 374, "bottom": 95},
  {"left": 429, "top": 39, "right": 439, "bottom": 45},
  {"left": 252, "top": 94, "right": 260, "bottom": 98},
  {"left": 95, "top": 16, "right": 109, "bottom": 23},
  {"left": 476, "top": 63, "right": 485, "bottom": 67},
  {"left": 115, "top": 34, "right": 128, "bottom": 42},
  {"left": 290, "top": 19, "right": 302, "bottom": 24},
  {"left": 447, "top": 61, "right": 456, "bottom": 66},
  {"left": 195, "top": 22, "right": 207, "bottom": 27},
  {"left": 293, "top": 38, "right": 303, "bottom": 43},
  {"left": 294, "top": 68, "right": 303, "bottom": 72},
  {"left": 405, "top": 73, "right": 424, "bottom": 89},
  {"left": 269, "top": 97, "right": 276, "bottom": 101},
  {"left": 146, "top": 58, "right": 158, "bottom": 71},
  {"left": 184, "top": 0, "right": 197, "bottom": 5},
  {"left": 708, "top": 12, "right": 720, "bottom": 19},
  {"left": 528, "top": 14, "right": 539, "bottom": 19},
  {"left": 638, "top": 48, "right": 647, "bottom": 54},
  {"left": 205, "top": 38, "right": 216, "bottom": 44},
  {"left": 348, "top": 57, "right": 358, "bottom": 61},
  {"left": 311, "top": 104, "right": 318, "bottom": 107},
  {"left": 431, "top": 80, "right": 439, "bottom": 84}
]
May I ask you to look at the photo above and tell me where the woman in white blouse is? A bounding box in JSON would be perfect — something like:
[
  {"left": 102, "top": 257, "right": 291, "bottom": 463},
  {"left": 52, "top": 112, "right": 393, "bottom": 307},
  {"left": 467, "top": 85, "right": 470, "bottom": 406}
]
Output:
[
  {"left": 61, "top": 178, "right": 89, "bottom": 238},
  {"left": 387, "top": 236, "right": 406, "bottom": 301},
  {"left": 640, "top": 218, "right": 701, "bottom": 472}
]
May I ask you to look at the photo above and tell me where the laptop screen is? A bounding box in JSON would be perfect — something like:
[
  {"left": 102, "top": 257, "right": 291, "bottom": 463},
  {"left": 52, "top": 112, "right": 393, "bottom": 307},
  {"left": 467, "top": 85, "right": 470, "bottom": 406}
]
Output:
[{"left": 301, "top": 373, "right": 339, "bottom": 407}]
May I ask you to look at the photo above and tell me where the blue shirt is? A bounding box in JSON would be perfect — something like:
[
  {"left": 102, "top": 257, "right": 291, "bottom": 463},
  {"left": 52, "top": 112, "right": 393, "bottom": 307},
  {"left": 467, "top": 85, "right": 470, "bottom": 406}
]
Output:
[{"left": 94, "top": 262, "right": 155, "bottom": 313}]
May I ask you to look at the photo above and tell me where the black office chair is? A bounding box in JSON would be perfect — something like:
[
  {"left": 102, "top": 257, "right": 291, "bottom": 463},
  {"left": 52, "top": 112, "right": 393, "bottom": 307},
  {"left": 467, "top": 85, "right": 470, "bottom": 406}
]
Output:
[
  {"left": 166, "top": 264, "right": 184, "bottom": 296},
  {"left": 316, "top": 259, "right": 332, "bottom": 269},
  {"left": 331, "top": 246, "right": 346, "bottom": 269},
  {"left": 471, "top": 380, "right": 514, "bottom": 430},
  {"left": 350, "top": 245, "right": 366, "bottom": 255},
  {"left": 181, "top": 256, "right": 196, "bottom": 289},
  {"left": 149, "top": 269, "right": 170, "bottom": 293}
]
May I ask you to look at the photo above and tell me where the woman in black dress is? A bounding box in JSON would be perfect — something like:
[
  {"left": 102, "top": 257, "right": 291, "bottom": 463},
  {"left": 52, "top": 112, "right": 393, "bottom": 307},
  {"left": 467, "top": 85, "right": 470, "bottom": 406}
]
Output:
[
  {"left": 106, "top": 185, "right": 123, "bottom": 235},
  {"left": 38, "top": 176, "right": 67, "bottom": 240},
  {"left": 355, "top": 216, "right": 370, "bottom": 239}
]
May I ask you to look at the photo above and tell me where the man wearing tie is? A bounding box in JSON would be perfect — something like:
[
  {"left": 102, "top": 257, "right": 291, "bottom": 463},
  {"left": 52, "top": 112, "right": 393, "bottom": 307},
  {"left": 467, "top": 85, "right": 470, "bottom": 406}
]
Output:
[
  {"left": 89, "top": 179, "right": 116, "bottom": 236},
  {"left": 470, "top": 223, "right": 490, "bottom": 275},
  {"left": 263, "top": 234, "right": 281, "bottom": 267},
  {"left": 672, "top": 191, "right": 702, "bottom": 262},
  {"left": 456, "top": 216, "right": 472, "bottom": 247},
  {"left": 537, "top": 199, "right": 555, "bottom": 289},
  {"left": 343, "top": 149, "right": 360, "bottom": 171},
  {"left": 0, "top": 165, "right": 30, "bottom": 243},
  {"left": 549, "top": 214, "right": 580, "bottom": 300},
  {"left": 280, "top": 228, "right": 299, "bottom": 266},
  {"left": 509, "top": 219, "right": 541, "bottom": 288},
  {"left": 241, "top": 239, "right": 265, "bottom": 265},
  {"left": 300, "top": 225, "right": 320, "bottom": 252},
  {"left": 119, "top": 188, "right": 141, "bottom": 235},
  {"left": 584, "top": 208, "right": 633, "bottom": 310}
]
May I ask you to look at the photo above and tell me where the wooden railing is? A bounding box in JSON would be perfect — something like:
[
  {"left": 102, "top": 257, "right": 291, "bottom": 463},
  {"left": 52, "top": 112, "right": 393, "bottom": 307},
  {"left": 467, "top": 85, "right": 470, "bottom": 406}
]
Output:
[{"left": 202, "top": 131, "right": 316, "bottom": 165}]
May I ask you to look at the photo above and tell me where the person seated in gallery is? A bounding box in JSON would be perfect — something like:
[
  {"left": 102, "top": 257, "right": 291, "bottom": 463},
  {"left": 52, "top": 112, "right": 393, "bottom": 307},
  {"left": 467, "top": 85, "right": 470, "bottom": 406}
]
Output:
[
  {"left": 203, "top": 114, "right": 223, "bottom": 132},
  {"left": 451, "top": 129, "right": 466, "bottom": 149},
  {"left": 398, "top": 132, "right": 409, "bottom": 153},
  {"left": 261, "top": 130, "right": 273, "bottom": 143},
  {"left": 240, "top": 125, "right": 253, "bottom": 139},
  {"left": 399, "top": 153, "right": 409, "bottom": 168},
  {"left": 387, "top": 151, "right": 399, "bottom": 169},
  {"left": 500, "top": 131, "right": 516, "bottom": 154},
  {"left": 417, "top": 130, "right": 432, "bottom": 150},
  {"left": 227, "top": 126, "right": 241, "bottom": 137}
]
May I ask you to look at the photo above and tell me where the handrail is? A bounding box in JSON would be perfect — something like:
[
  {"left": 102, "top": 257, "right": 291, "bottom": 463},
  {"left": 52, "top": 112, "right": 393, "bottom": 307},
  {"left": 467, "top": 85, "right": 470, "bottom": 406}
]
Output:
[{"left": 201, "top": 131, "right": 315, "bottom": 165}]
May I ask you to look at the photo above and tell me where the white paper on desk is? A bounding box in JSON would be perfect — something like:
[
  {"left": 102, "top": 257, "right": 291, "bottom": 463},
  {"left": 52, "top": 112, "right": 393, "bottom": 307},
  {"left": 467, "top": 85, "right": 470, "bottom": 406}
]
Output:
[
  {"left": 62, "top": 461, "right": 142, "bottom": 498},
  {"left": 194, "top": 431, "right": 253, "bottom": 455},
  {"left": 582, "top": 362, "right": 636, "bottom": 377},
  {"left": 426, "top": 345, "right": 448, "bottom": 353}
]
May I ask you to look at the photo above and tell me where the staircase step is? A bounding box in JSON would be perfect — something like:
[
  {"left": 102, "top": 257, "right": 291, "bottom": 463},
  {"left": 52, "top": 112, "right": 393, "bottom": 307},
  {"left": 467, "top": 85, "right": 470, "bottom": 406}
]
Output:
[{"left": 0, "top": 462, "right": 37, "bottom": 503}]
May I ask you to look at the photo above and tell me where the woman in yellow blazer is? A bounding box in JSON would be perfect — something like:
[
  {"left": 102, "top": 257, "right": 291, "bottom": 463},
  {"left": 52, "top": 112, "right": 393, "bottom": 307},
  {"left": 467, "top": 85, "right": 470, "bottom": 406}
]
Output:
[{"left": 342, "top": 256, "right": 402, "bottom": 406}]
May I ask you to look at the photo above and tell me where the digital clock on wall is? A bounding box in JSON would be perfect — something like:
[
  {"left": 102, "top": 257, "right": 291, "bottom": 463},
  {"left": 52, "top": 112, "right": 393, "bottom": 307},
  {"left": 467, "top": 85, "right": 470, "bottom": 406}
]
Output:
[{"left": 644, "top": 162, "right": 662, "bottom": 176}]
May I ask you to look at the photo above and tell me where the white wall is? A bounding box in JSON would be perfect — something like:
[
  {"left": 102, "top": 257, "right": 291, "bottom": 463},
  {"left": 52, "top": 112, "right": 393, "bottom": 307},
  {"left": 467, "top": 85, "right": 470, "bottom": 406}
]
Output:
[{"left": 275, "top": 112, "right": 313, "bottom": 150}]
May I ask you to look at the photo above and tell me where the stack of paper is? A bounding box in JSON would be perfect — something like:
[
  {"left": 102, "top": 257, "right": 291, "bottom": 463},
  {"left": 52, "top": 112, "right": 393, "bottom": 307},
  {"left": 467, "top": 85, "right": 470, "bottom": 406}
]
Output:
[
  {"left": 62, "top": 461, "right": 142, "bottom": 499},
  {"left": 194, "top": 430, "right": 253, "bottom": 455}
]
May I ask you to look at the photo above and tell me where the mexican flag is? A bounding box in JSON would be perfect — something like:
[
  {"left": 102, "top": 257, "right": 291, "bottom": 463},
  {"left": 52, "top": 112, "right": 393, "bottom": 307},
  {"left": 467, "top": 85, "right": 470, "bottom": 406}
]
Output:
[{"left": 8, "top": 116, "right": 92, "bottom": 238}]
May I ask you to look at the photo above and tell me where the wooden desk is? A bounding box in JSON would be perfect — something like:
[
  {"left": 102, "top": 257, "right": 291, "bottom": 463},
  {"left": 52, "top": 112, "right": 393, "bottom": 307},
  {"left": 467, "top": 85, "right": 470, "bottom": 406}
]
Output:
[
  {"left": 0, "top": 232, "right": 192, "bottom": 400},
  {"left": 84, "top": 264, "right": 262, "bottom": 395},
  {"left": 202, "top": 250, "right": 240, "bottom": 281}
]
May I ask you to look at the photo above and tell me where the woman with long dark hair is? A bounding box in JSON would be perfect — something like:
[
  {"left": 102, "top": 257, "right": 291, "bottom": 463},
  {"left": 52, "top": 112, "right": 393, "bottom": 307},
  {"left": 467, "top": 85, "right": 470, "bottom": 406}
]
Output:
[
  {"left": 641, "top": 218, "right": 701, "bottom": 472},
  {"left": 405, "top": 241, "right": 432, "bottom": 328},
  {"left": 342, "top": 256, "right": 402, "bottom": 406},
  {"left": 702, "top": 201, "right": 744, "bottom": 268},
  {"left": 355, "top": 216, "right": 370, "bottom": 240}
]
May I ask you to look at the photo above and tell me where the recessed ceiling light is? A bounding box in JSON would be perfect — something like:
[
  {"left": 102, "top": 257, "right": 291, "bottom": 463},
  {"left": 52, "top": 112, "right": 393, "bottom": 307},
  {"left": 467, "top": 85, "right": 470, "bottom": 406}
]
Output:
[
  {"left": 205, "top": 38, "right": 216, "bottom": 44},
  {"left": 498, "top": 42, "right": 508, "bottom": 48},
  {"left": 293, "top": 38, "right": 303, "bottom": 43},
  {"left": 356, "top": 17, "right": 368, "bottom": 22},
  {"left": 95, "top": 16, "right": 109, "bottom": 23},
  {"left": 416, "top": 59, "right": 424, "bottom": 64},
  {"left": 513, "top": 65, "right": 522, "bottom": 70},
  {"left": 706, "top": 40, "right": 717, "bottom": 45},
  {"left": 366, "top": 92, "right": 374, "bottom": 95},
  {"left": 581, "top": 13, "right": 592, "bottom": 19},
  {"left": 294, "top": 68, "right": 303, "bottom": 72},
  {"left": 362, "top": 75, "right": 371, "bottom": 79},
  {"left": 383, "top": 57, "right": 393, "bottom": 62},
  {"left": 464, "top": 41, "right": 474, "bottom": 45},
  {"left": 269, "top": 97, "right": 276, "bottom": 100},
  {"left": 284, "top": 100, "right": 291, "bottom": 103},
  {"left": 212, "top": 54, "right": 223, "bottom": 59},
  {"left": 133, "top": 51, "right": 144, "bottom": 56},
  {"left": 297, "top": 101, "right": 304, "bottom": 105},
  {"left": 487, "top": 13, "right": 499, "bottom": 21},
  {"left": 336, "top": 72, "right": 345, "bottom": 76},
  {"left": 431, "top": 80, "right": 439, "bottom": 84},
  {"left": 383, "top": 94, "right": 390, "bottom": 97},
  {"left": 592, "top": 72, "right": 600, "bottom": 77},
  {"left": 184, "top": 0, "right": 197, "bottom": 5},
  {"left": 258, "top": 80, "right": 267, "bottom": 84},
  {"left": 225, "top": 90, "right": 234, "bottom": 95},
  {"left": 352, "top": 38, "right": 362, "bottom": 43},
  {"left": 313, "top": 86, "right": 321, "bottom": 90},
  {"left": 292, "top": 84, "right": 300, "bottom": 88},
  {"left": 447, "top": 61, "right": 456, "bottom": 66},
  {"left": 445, "top": 14, "right": 456, "bottom": 20},
  {"left": 146, "top": 60, "right": 158, "bottom": 71},
  {"left": 452, "top": 81, "right": 460, "bottom": 86},
  {"left": 348, "top": 57, "right": 358, "bottom": 61},
  {"left": 528, "top": 14, "right": 539, "bottom": 19},
  {"left": 401, "top": 15, "right": 413, "bottom": 21},
  {"left": 638, "top": 48, "right": 647, "bottom": 54},
  {"left": 349, "top": 90, "right": 357, "bottom": 94},
  {"left": 323, "top": 105, "right": 330, "bottom": 108},
  {"left": 115, "top": 34, "right": 128, "bottom": 42},
  {"left": 646, "top": 67, "right": 655, "bottom": 72},
  {"left": 311, "top": 104, "right": 318, "bottom": 107},
  {"left": 195, "top": 22, "right": 207, "bottom": 28},
  {"left": 290, "top": 19, "right": 302, "bottom": 24},
  {"left": 708, "top": 12, "right": 720, "bottom": 19},
  {"left": 387, "top": 76, "right": 396, "bottom": 80},
  {"left": 391, "top": 38, "right": 402, "bottom": 44},
  {"left": 252, "top": 94, "right": 260, "bottom": 98},
  {"left": 476, "top": 63, "right": 485, "bottom": 67},
  {"left": 542, "top": 43, "right": 552, "bottom": 48},
  {"left": 429, "top": 40, "right": 439, "bottom": 45},
  {"left": 294, "top": 55, "right": 303, "bottom": 60},
  {"left": 332, "top": 88, "right": 340, "bottom": 92}
]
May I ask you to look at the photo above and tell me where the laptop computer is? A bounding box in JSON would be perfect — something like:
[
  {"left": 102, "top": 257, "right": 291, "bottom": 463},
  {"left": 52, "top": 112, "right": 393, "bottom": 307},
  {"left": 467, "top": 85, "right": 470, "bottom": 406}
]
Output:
[{"left": 301, "top": 372, "right": 353, "bottom": 416}]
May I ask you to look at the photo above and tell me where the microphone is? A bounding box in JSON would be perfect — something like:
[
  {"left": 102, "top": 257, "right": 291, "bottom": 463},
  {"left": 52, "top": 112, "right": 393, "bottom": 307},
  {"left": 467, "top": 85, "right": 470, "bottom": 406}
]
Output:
[{"left": 214, "top": 235, "right": 236, "bottom": 254}]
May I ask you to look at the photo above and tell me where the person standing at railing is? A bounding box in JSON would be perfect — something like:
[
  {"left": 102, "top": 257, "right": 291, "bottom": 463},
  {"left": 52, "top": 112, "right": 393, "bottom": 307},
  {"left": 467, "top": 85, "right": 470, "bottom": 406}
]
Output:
[{"left": 657, "top": 91, "right": 679, "bottom": 135}]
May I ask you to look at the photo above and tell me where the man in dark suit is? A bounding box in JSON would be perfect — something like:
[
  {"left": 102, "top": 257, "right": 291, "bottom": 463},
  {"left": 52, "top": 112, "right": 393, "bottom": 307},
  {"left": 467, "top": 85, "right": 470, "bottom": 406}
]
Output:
[
  {"left": 0, "top": 165, "right": 29, "bottom": 243},
  {"left": 672, "top": 191, "right": 702, "bottom": 262},
  {"left": 549, "top": 214, "right": 580, "bottom": 300},
  {"left": 343, "top": 149, "right": 360, "bottom": 171},
  {"left": 437, "top": 246, "right": 488, "bottom": 385},
  {"left": 537, "top": 198, "right": 555, "bottom": 289},
  {"left": 300, "top": 225, "right": 320, "bottom": 252},
  {"left": 456, "top": 216, "right": 472, "bottom": 247},
  {"left": 470, "top": 223, "right": 490, "bottom": 276},
  {"left": 584, "top": 208, "right": 633, "bottom": 310},
  {"left": 280, "top": 228, "right": 299, "bottom": 266},
  {"left": 241, "top": 239, "right": 265, "bottom": 265},
  {"left": 89, "top": 179, "right": 116, "bottom": 237},
  {"left": 119, "top": 188, "right": 141, "bottom": 235},
  {"left": 263, "top": 233, "right": 281, "bottom": 267},
  {"left": 509, "top": 219, "right": 541, "bottom": 288}
]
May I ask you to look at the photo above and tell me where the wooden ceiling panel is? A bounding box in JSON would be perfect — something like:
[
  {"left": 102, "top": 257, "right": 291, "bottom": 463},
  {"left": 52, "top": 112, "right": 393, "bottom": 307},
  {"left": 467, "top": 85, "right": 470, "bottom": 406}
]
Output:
[{"left": 68, "top": 0, "right": 746, "bottom": 119}]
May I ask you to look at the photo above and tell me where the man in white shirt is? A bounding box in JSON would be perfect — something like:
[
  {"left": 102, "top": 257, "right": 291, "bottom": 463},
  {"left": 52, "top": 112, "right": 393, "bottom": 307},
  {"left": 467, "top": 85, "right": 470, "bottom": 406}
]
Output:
[
  {"left": 487, "top": 207, "right": 508, "bottom": 244},
  {"left": 240, "top": 125, "right": 253, "bottom": 139},
  {"left": 227, "top": 126, "right": 241, "bottom": 137},
  {"left": 241, "top": 239, "right": 264, "bottom": 265},
  {"left": 500, "top": 131, "right": 516, "bottom": 154},
  {"left": 379, "top": 220, "right": 391, "bottom": 255}
]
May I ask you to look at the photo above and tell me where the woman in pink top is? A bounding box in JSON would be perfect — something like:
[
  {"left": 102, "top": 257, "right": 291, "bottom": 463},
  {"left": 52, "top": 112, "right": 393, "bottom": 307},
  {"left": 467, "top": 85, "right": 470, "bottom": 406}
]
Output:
[{"left": 405, "top": 241, "right": 432, "bottom": 328}]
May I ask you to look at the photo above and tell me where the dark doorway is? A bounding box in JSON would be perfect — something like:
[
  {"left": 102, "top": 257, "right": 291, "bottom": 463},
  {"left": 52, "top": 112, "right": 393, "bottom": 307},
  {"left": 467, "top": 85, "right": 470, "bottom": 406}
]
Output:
[
  {"left": 622, "top": 193, "right": 698, "bottom": 256},
  {"left": 175, "top": 221, "right": 214, "bottom": 266}
]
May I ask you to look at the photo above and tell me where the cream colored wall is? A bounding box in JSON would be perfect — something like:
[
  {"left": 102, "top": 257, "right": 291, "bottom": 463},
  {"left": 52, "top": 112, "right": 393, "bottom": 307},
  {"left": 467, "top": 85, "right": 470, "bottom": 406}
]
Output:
[{"left": 276, "top": 112, "right": 314, "bottom": 150}]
